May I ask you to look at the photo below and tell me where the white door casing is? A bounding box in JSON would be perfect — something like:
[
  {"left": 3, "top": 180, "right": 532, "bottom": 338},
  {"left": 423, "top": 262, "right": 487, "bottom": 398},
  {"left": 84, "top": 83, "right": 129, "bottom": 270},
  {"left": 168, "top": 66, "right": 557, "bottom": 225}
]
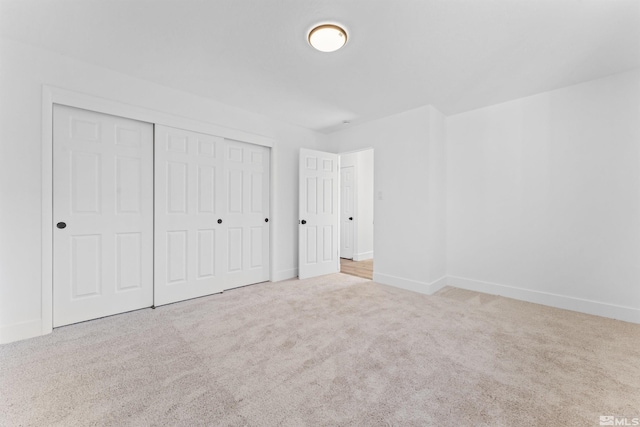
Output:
[
  {"left": 154, "top": 125, "right": 270, "bottom": 306},
  {"left": 340, "top": 166, "right": 355, "bottom": 259},
  {"left": 299, "top": 149, "right": 339, "bottom": 279},
  {"left": 53, "top": 105, "right": 153, "bottom": 327}
]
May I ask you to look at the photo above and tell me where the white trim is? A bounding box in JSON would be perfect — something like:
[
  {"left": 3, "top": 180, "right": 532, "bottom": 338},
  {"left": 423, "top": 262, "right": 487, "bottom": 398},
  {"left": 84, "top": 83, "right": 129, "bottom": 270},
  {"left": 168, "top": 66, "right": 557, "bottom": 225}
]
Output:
[
  {"left": 272, "top": 268, "right": 298, "bottom": 282},
  {"left": 44, "top": 86, "right": 273, "bottom": 146},
  {"left": 0, "top": 319, "right": 43, "bottom": 344},
  {"left": 269, "top": 142, "right": 277, "bottom": 283},
  {"left": 448, "top": 275, "right": 640, "bottom": 324},
  {"left": 41, "top": 85, "right": 276, "bottom": 341},
  {"left": 337, "top": 155, "right": 342, "bottom": 273},
  {"left": 427, "top": 276, "right": 448, "bottom": 294},
  {"left": 353, "top": 251, "right": 373, "bottom": 261},
  {"left": 373, "top": 272, "right": 447, "bottom": 295},
  {"left": 338, "top": 147, "right": 375, "bottom": 155},
  {"left": 41, "top": 88, "right": 54, "bottom": 337},
  {"left": 353, "top": 158, "right": 358, "bottom": 259}
]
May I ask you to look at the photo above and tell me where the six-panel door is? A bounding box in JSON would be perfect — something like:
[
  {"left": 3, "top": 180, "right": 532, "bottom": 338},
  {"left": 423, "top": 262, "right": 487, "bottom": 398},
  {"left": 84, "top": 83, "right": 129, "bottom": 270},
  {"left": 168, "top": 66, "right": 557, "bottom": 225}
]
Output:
[
  {"left": 298, "top": 148, "right": 339, "bottom": 279},
  {"left": 154, "top": 125, "right": 227, "bottom": 305},
  {"left": 223, "top": 139, "right": 271, "bottom": 290},
  {"left": 340, "top": 166, "right": 355, "bottom": 259},
  {"left": 53, "top": 105, "right": 154, "bottom": 327}
]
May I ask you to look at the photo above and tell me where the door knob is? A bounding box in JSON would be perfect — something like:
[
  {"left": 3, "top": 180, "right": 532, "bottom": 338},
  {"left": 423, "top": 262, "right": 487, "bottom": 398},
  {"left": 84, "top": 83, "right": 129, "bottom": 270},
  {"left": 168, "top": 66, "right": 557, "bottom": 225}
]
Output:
[
  {"left": 301, "top": 220, "right": 307, "bottom": 225},
  {"left": 56, "top": 222, "right": 66, "bottom": 229},
  {"left": 349, "top": 217, "right": 353, "bottom": 220},
  {"left": 217, "top": 219, "right": 222, "bottom": 224},
  {"left": 265, "top": 218, "right": 269, "bottom": 223}
]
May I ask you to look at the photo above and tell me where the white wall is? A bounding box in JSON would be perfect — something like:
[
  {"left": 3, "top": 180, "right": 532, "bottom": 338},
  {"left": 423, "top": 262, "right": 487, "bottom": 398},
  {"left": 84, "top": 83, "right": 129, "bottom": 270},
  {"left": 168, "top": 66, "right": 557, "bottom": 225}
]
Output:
[
  {"left": 355, "top": 149, "right": 374, "bottom": 260},
  {"left": 0, "top": 38, "right": 326, "bottom": 343},
  {"left": 447, "top": 69, "right": 640, "bottom": 323},
  {"left": 426, "top": 109, "right": 447, "bottom": 283},
  {"left": 328, "top": 105, "right": 447, "bottom": 293}
]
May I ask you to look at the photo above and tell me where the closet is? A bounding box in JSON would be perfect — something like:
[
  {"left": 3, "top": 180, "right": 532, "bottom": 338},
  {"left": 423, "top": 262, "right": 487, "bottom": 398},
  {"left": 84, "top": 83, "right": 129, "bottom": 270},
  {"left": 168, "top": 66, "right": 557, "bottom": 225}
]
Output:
[{"left": 52, "top": 105, "right": 270, "bottom": 327}]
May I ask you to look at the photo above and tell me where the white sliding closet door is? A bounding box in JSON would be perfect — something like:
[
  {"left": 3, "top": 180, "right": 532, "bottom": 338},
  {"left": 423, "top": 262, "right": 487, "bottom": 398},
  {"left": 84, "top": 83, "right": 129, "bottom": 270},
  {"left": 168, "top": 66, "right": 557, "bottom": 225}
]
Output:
[
  {"left": 224, "top": 139, "right": 270, "bottom": 290},
  {"left": 155, "top": 126, "right": 270, "bottom": 305},
  {"left": 154, "top": 126, "right": 226, "bottom": 305},
  {"left": 53, "top": 105, "right": 153, "bottom": 327}
]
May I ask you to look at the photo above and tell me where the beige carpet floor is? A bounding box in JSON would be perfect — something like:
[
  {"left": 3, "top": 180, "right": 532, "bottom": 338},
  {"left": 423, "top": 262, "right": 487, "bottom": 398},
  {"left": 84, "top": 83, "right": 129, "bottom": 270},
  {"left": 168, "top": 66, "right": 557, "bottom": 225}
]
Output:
[{"left": 1, "top": 273, "right": 639, "bottom": 426}]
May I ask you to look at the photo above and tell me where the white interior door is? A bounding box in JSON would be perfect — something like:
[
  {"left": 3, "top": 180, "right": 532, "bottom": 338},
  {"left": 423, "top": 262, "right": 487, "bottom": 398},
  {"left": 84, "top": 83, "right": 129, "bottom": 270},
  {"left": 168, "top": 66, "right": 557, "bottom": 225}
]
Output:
[
  {"left": 340, "top": 165, "right": 355, "bottom": 259},
  {"left": 53, "top": 105, "right": 153, "bottom": 327},
  {"left": 223, "top": 139, "right": 271, "bottom": 290},
  {"left": 299, "top": 148, "right": 339, "bottom": 279},
  {"left": 155, "top": 126, "right": 270, "bottom": 305},
  {"left": 154, "top": 125, "right": 226, "bottom": 306}
]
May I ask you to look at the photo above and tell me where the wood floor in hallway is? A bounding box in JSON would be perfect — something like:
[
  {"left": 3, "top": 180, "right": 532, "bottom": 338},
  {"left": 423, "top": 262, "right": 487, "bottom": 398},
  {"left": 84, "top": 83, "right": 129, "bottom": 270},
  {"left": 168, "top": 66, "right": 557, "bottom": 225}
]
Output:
[{"left": 340, "top": 258, "right": 373, "bottom": 280}]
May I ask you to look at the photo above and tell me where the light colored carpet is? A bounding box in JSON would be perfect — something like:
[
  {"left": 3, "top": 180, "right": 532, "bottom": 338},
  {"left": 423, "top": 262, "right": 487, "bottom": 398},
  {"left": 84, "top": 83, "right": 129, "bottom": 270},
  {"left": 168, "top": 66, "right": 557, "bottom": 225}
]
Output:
[{"left": 1, "top": 273, "right": 639, "bottom": 426}]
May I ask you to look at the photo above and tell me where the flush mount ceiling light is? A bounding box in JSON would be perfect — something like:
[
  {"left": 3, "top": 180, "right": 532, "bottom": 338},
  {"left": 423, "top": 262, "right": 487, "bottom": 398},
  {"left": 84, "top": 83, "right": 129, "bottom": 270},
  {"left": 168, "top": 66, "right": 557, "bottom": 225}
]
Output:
[{"left": 308, "top": 24, "right": 348, "bottom": 52}]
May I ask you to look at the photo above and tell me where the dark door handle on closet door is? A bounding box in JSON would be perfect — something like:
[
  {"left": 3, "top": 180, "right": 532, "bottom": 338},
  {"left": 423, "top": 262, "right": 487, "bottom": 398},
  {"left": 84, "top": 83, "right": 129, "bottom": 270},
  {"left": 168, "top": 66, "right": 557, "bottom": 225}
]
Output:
[
  {"left": 301, "top": 220, "right": 307, "bottom": 225},
  {"left": 349, "top": 217, "right": 353, "bottom": 220},
  {"left": 217, "top": 219, "right": 222, "bottom": 224},
  {"left": 56, "top": 222, "right": 66, "bottom": 229}
]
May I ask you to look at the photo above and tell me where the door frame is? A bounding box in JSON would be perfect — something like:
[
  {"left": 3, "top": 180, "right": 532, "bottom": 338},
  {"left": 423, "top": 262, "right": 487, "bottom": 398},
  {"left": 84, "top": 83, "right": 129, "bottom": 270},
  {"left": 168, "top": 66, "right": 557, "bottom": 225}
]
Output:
[
  {"left": 41, "top": 85, "right": 274, "bottom": 336},
  {"left": 338, "top": 147, "right": 375, "bottom": 262}
]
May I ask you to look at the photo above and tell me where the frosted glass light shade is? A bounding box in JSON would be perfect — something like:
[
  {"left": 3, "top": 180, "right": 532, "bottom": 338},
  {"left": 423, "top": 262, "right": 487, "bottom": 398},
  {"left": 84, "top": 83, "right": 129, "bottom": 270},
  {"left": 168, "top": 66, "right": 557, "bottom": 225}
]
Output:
[{"left": 308, "top": 24, "right": 348, "bottom": 52}]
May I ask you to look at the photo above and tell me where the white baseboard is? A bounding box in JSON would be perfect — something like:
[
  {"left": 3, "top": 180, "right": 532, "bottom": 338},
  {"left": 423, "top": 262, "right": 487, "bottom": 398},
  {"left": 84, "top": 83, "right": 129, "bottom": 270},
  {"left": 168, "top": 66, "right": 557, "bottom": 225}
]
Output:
[
  {"left": 448, "top": 275, "right": 640, "bottom": 324},
  {"left": 0, "top": 318, "right": 44, "bottom": 344},
  {"left": 373, "top": 272, "right": 448, "bottom": 295},
  {"left": 272, "top": 268, "right": 298, "bottom": 282},
  {"left": 427, "top": 276, "right": 449, "bottom": 294},
  {"left": 353, "top": 251, "right": 373, "bottom": 261}
]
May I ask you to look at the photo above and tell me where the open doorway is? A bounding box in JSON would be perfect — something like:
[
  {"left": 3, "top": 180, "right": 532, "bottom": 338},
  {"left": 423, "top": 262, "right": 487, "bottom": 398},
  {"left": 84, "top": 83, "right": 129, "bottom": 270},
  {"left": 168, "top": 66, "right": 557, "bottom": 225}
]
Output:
[{"left": 339, "top": 148, "right": 374, "bottom": 280}]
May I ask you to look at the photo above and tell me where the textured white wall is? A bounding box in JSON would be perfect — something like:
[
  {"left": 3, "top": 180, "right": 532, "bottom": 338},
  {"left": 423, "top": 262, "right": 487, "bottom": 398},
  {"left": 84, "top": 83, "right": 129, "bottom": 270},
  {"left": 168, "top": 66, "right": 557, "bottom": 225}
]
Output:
[
  {"left": 446, "top": 70, "right": 640, "bottom": 322},
  {"left": 0, "top": 38, "right": 326, "bottom": 343},
  {"left": 426, "top": 108, "right": 447, "bottom": 282}
]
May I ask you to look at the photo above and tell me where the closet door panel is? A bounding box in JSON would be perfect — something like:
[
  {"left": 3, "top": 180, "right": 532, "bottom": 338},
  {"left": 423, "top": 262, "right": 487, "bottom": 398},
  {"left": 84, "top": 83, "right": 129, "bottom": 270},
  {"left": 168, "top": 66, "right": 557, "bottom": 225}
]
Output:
[
  {"left": 53, "top": 105, "right": 153, "bottom": 327},
  {"left": 154, "top": 125, "right": 226, "bottom": 306},
  {"left": 223, "top": 140, "right": 270, "bottom": 290}
]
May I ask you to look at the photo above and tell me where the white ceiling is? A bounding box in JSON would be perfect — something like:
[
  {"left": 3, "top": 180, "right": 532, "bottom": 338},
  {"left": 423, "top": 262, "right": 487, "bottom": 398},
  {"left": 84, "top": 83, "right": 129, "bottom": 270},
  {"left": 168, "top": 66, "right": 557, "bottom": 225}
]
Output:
[{"left": 1, "top": 0, "right": 639, "bottom": 133}]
